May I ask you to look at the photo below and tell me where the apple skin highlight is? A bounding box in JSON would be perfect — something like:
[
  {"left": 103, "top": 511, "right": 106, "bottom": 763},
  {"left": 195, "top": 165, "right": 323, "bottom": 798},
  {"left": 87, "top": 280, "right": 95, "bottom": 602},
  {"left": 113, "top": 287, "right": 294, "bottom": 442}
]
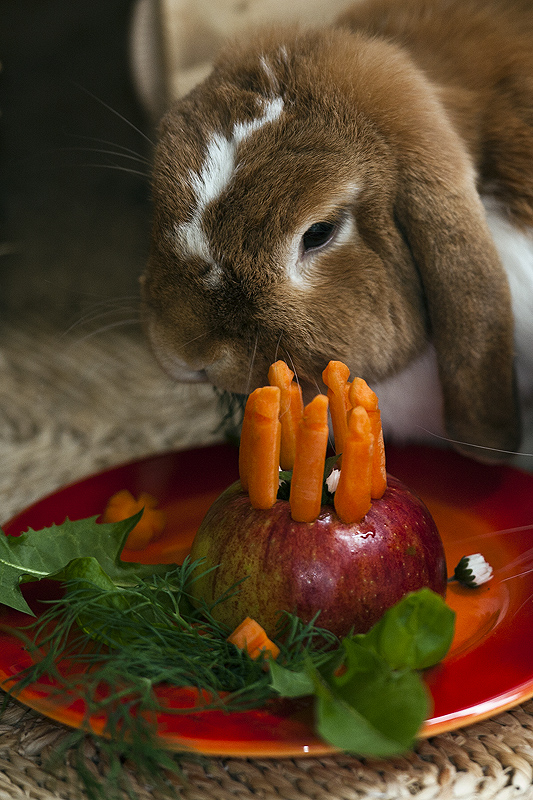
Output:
[{"left": 189, "top": 476, "right": 447, "bottom": 639}]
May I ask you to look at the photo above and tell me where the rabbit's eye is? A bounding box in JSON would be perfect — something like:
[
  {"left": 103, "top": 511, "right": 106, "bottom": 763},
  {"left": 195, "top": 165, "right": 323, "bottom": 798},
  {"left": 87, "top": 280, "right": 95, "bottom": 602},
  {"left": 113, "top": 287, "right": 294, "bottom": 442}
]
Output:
[{"left": 302, "top": 221, "right": 336, "bottom": 252}]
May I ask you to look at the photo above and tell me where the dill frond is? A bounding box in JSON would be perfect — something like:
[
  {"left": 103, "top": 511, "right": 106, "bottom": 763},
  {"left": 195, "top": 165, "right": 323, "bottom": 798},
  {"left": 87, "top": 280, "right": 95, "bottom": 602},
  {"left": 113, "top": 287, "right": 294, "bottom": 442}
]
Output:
[{"left": 4, "top": 558, "right": 338, "bottom": 799}]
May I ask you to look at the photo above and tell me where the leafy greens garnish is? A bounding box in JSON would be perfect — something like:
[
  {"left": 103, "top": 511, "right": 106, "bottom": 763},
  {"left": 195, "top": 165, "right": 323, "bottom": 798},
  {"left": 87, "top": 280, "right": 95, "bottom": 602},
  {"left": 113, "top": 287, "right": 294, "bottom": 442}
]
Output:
[
  {"left": 270, "top": 588, "right": 455, "bottom": 756},
  {"left": 0, "top": 513, "right": 169, "bottom": 616},
  {"left": 11, "top": 558, "right": 339, "bottom": 711},
  {"left": 0, "top": 512, "right": 455, "bottom": 799}
]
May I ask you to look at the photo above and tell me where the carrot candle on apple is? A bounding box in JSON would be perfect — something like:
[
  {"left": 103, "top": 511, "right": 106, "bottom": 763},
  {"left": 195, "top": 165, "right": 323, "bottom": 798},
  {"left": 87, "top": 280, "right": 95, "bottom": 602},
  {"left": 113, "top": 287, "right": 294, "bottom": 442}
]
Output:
[{"left": 189, "top": 360, "right": 447, "bottom": 638}]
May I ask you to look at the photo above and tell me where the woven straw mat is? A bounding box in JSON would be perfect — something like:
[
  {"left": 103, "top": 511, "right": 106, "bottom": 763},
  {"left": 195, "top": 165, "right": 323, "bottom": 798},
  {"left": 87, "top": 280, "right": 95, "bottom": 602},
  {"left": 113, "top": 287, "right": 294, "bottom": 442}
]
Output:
[{"left": 1, "top": 318, "right": 533, "bottom": 800}]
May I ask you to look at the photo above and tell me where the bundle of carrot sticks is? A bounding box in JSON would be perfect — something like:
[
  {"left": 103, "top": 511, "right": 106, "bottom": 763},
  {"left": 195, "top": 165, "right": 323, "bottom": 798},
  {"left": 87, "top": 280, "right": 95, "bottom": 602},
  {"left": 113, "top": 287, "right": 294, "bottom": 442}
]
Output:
[{"left": 238, "top": 360, "right": 387, "bottom": 524}]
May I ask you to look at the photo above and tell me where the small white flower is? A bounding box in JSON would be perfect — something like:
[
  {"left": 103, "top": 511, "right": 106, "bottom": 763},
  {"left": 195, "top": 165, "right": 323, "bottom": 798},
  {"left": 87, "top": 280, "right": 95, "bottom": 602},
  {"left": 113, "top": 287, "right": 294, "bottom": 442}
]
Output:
[
  {"left": 453, "top": 553, "right": 493, "bottom": 588},
  {"left": 326, "top": 468, "right": 341, "bottom": 494}
]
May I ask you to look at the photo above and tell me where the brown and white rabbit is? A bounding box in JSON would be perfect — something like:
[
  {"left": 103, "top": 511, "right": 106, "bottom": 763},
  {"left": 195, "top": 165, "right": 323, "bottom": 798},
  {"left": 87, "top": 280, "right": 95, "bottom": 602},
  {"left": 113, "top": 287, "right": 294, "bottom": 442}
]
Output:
[{"left": 141, "top": 0, "right": 533, "bottom": 461}]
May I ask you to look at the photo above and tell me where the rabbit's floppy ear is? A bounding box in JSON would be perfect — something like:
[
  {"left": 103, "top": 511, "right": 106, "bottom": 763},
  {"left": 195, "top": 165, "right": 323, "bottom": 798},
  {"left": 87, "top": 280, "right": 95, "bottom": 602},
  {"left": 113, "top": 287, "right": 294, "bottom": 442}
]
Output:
[{"left": 392, "top": 96, "right": 520, "bottom": 458}]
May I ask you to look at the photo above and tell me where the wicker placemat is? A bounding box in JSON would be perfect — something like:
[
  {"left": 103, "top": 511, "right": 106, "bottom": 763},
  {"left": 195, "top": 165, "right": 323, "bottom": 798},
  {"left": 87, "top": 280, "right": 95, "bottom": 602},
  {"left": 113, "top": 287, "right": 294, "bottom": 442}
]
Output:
[{"left": 1, "top": 318, "right": 533, "bottom": 800}]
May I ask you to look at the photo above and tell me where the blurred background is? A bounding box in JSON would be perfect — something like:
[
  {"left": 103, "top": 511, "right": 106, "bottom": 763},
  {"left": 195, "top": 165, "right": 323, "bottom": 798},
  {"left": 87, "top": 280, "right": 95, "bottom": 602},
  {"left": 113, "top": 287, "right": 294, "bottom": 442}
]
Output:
[
  {"left": 0, "top": 0, "right": 227, "bottom": 521},
  {"left": 0, "top": 0, "right": 151, "bottom": 324}
]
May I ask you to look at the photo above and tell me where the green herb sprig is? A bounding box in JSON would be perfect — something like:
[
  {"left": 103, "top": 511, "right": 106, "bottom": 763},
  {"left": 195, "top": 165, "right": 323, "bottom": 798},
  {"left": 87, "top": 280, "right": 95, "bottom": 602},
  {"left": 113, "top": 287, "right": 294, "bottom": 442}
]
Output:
[{"left": 12, "top": 557, "right": 338, "bottom": 713}]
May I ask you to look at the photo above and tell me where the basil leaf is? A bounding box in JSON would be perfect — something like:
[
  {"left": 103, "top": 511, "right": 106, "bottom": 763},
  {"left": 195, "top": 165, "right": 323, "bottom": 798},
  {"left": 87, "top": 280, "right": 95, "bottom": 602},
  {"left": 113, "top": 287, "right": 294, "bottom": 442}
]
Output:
[
  {"left": 308, "top": 651, "right": 429, "bottom": 756},
  {"left": 277, "top": 454, "right": 341, "bottom": 505},
  {"left": 362, "top": 588, "right": 455, "bottom": 670},
  {"left": 278, "top": 470, "right": 293, "bottom": 484}
]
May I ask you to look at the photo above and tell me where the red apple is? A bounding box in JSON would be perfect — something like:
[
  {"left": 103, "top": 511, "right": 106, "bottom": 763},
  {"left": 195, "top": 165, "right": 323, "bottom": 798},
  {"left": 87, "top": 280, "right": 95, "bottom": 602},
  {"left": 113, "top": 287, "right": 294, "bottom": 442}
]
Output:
[{"left": 189, "top": 476, "right": 447, "bottom": 638}]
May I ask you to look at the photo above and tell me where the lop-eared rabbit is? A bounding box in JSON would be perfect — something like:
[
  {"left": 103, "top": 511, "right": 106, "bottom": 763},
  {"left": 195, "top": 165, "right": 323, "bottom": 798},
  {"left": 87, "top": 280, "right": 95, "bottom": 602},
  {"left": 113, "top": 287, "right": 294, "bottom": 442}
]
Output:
[{"left": 141, "top": 0, "right": 533, "bottom": 461}]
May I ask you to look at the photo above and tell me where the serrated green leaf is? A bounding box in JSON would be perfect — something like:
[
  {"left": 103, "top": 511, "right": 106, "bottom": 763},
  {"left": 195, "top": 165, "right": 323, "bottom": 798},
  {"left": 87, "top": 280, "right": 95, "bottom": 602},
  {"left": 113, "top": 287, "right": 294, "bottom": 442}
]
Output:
[{"left": 0, "top": 514, "right": 171, "bottom": 616}]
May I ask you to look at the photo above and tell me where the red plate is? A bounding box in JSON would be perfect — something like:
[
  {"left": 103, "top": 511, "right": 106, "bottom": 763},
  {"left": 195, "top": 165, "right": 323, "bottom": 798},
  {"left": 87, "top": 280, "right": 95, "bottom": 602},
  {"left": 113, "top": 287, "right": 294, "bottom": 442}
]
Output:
[{"left": 1, "top": 443, "right": 533, "bottom": 756}]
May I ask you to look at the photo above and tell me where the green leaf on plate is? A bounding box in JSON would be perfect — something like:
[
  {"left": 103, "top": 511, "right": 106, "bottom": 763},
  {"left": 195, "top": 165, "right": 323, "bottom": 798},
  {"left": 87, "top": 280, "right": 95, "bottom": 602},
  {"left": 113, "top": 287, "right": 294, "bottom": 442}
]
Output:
[
  {"left": 0, "top": 514, "right": 171, "bottom": 616},
  {"left": 269, "top": 659, "right": 315, "bottom": 698},
  {"left": 309, "top": 637, "right": 430, "bottom": 756},
  {"left": 310, "top": 661, "right": 429, "bottom": 756},
  {"left": 362, "top": 588, "right": 456, "bottom": 670},
  {"left": 268, "top": 589, "right": 454, "bottom": 756}
]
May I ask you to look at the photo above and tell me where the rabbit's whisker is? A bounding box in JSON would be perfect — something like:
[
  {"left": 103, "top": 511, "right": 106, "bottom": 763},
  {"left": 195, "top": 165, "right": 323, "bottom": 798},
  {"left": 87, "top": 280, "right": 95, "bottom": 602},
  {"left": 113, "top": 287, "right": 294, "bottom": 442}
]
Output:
[
  {"left": 66, "top": 318, "right": 140, "bottom": 346},
  {"left": 416, "top": 428, "right": 533, "bottom": 459},
  {"left": 182, "top": 330, "right": 213, "bottom": 347},
  {"left": 459, "top": 523, "right": 533, "bottom": 544},
  {"left": 66, "top": 134, "right": 151, "bottom": 163},
  {"left": 60, "top": 146, "right": 151, "bottom": 167},
  {"left": 61, "top": 300, "right": 140, "bottom": 337},
  {"left": 71, "top": 82, "right": 155, "bottom": 147},
  {"left": 75, "top": 163, "right": 150, "bottom": 178},
  {"left": 273, "top": 332, "right": 283, "bottom": 363},
  {"left": 65, "top": 308, "right": 140, "bottom": 336},
  {"left": 496, "top": 546, "right": 533, "bottom": 578},
  {"left": 245, "top": 332, "right": 259, "bottom": 396}
]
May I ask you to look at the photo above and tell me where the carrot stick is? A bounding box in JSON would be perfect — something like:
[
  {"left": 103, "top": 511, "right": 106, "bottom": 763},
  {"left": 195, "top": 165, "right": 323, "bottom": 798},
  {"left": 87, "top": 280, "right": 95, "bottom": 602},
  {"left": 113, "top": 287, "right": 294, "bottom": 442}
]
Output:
[
  {"left": 103, "top": 490, "right": 166, "bottom": 550},
  {"left": 367, "top": 410, "right": 387, "bottom": 498},
  {"left": 289, "top": 394, "right": 330, "bottom": 522},
  {"left": 268, "top": 361, "right": 303, "bottom": 470},
  {"left": 246, "top": 386, "right": 281, "bottom": 509},
  {"left": 239, "top": 388, "right": 260, "bottom": 491},
  {"left": 334, "top": 406, "right": 374, "bottom": 524},
  {"left": 322, "top": 361, "right": 351, "bottom": 461},
  {"left": 228, "top": 617, "right": 280, "bottom": 660},
  {"left": 348, "top": 378, "right": 387, "bottom": 499},
  {"left": 287, "top": 380, "right": 304, "bottom": 461},
  {"left": 349, "top": 377, "right": 378, "bottom": 411}
]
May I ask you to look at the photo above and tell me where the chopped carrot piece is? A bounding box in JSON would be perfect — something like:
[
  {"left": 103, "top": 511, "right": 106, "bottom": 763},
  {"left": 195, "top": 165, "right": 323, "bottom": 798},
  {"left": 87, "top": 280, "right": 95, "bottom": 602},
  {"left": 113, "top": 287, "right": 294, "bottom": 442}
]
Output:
[
  {"left": 268, "top": 361, "right": 303, "bottom": 470},
  {"left": 289, "top": 394, "right": 330, "bottom": 522},
  {"left": 247, "top": 386, "right": 281, "bottom": 510},
  {"left": 322, "top": 361, "right": 351, "bottom": 461},
  {"left": 334, "top": 406, "right": 374, "bottom": 524},
  {"left": 348, "top": 379, "right": 387, "bottom": 499},
  {"left": 102, "top": 490, "right": 166, "bottom": 550},
  {"left": 228, "top": 617, "right": 280, "bottom": 660}
]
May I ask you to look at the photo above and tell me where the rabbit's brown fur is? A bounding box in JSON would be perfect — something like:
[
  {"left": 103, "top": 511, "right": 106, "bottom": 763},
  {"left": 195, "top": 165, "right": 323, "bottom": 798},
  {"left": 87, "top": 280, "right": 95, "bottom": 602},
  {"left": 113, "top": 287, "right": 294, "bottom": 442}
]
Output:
[
  {"left": 142, "top": 0, "right": 533, "bottom": 459},
  {"left": 339, "top": 0, "right": 533, "bottom": 228}
]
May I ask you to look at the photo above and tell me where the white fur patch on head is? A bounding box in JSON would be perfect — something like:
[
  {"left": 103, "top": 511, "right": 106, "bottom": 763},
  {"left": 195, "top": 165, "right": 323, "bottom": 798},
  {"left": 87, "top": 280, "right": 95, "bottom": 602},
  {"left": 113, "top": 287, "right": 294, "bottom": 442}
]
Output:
[
  {"left": 233, "top": 96, "right": 284, "bottom": 145},
  {"left": 174, "top": 132, "right": 233, "bottom": 270},
  {"left": 175, "top": 96, "right": 284, "bottom": 271}
]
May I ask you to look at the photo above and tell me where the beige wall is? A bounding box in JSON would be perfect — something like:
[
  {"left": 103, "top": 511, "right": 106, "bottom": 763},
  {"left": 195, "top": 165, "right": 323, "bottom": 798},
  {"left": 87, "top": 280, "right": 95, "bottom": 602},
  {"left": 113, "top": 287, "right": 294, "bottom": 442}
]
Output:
[{"left": 131, "top": 0, "right": 354, "bottom": 119}]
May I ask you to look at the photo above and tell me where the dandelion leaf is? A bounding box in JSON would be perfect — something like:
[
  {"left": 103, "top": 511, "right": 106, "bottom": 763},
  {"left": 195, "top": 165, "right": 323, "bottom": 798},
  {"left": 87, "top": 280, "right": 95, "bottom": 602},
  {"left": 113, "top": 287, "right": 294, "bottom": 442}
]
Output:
[{"left": 0, "top": 514, "right": 171, "bottom": 616}]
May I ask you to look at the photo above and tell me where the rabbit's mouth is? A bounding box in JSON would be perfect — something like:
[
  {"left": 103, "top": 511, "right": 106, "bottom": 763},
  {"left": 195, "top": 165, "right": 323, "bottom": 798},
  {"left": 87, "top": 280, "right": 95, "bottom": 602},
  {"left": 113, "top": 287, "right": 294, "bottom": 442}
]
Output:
[
  {"left": 145, "top": 320, "right": 320, "bottom": 398},
  {"left": 152, "top": 348, "right": 211, "bottom": 384}
]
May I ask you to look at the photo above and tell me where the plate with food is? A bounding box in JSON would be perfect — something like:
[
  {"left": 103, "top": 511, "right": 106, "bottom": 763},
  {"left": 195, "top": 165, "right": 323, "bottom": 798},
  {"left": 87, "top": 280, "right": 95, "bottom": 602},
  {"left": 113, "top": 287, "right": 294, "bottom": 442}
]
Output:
[{"left": 1, "top": 361, "right": 533, "bottom": 759}]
